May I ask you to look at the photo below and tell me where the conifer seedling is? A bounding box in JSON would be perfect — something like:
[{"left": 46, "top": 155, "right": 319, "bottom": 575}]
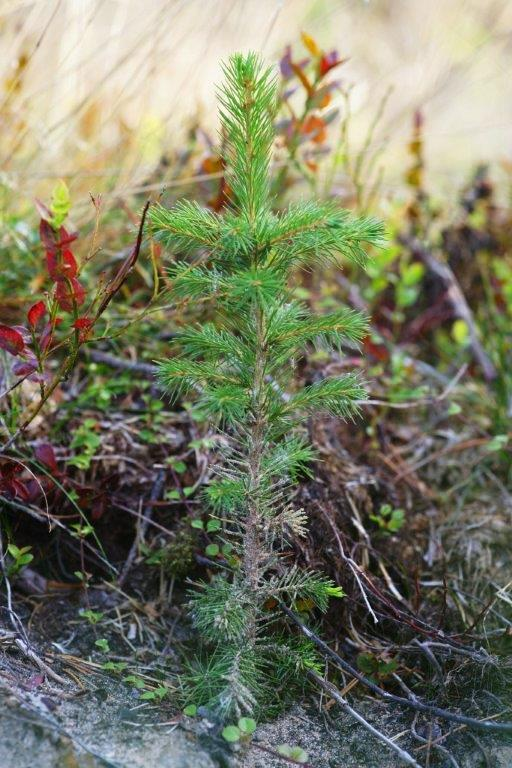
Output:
[{"left": 150, "top": 52, "right": 383, "bottom": 718}]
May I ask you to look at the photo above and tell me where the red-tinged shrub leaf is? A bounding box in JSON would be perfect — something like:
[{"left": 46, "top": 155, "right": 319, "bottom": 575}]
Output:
[
  {"left": 34, "top": 443, "right": 59, "bottom": 473},
  {"left": 27, "top": 301, "right": 47, "bottom": 328},
  {"left": 72, "top": 316, "right": 93, "bottom": 342},
  {"left": 0, "top": 325, "right": 25, "bottom": 356},
  {"left": 363, "top": 336, "right": 390, "bottom": 363},
  {"left": 55, "top": 278, "right": 85, "bottom": 312},
  {"left": 56, "top": 229, "right": 78, "bottom": 249},
  {"left": 301, "top": 114, "right": 327, "bottom": 144},
  {"left": 40, "top": 217, "right": 78, "bottom": 253},
  {"left": 12, "top": 360, "right": 37, "bottom": 377},
  {"left": 40, "top": 318, "right": 62, "bottom": 352},
  {"left": 46, "top": 249, "right": 78, "bottom": 281},
  {"left": 0, "top": 462, "right": 30, "bottom": 501},
  {"left": 318, "top": 50, "right": 347, "bottom": 77},
  {"left": 39, "top": 218, "right": 57, "bottom": 250},
  {"left": 72, "top": 317, "right": 92, "bottom": 329}
]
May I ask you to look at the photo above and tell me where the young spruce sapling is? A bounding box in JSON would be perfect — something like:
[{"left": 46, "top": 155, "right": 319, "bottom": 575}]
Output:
[{"left": 150, "top": 52, "right": 383, "bottom": 718}]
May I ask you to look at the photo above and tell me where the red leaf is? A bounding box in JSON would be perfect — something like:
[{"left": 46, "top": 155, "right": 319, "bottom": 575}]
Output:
[
  {"left": 34, "top": 443, "right": 59, "bottom": 473},
  {"left": 40, "top": 218, "right": 78, "bottom": 255},
  {"left": 55, "top": 278, "right": 85, "bottom": 312},
  {"left": 318, "top": 50, "right": 346, "bottom": 77},
  {"left": 72, "top": 316, "right": 93, "bottom": 342},
  {"left": 55, "top": 228, "right": 78, "bottom": 249},
  {"left": 0, "top": 461, "right": 30, "bottom": 500},
  {"left": 27, "top": 301, "right": 47, "bottom": 328},
  {"left": 39, "top": 218, "right": 57, "bottom": 251},
  {"left": 0, "top": 324, "right": 25, "bottom": 356},
  {"left": 12, "top": 360, "right": 37, "bottom": 377},
  {"left": 46, "top": 249, "right": 78, "bottom": 281}
]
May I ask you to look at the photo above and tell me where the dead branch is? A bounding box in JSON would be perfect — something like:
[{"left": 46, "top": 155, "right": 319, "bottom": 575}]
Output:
[
  {"left": 281, "top": 605, "right": 512, "bottom": 733},
  {"left": 118, "top": 468, "right": 166, "bottom": 587},
  {"left": 309, "top": 670, "right": 422, "bottom": 768},
  {"left": 89, "top": 350, "right": 157, "bottom": 378},
  {"left": 403, "top": 236, "right": 496, "bottom": 382}
]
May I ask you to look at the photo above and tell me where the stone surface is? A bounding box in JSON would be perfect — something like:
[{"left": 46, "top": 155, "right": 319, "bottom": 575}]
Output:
[{"left": 2, "top": 691, "right": 510, "bottom": 768}]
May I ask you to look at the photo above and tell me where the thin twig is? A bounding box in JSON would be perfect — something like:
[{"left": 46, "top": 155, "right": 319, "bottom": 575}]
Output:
[
  {"left": 402, "top": 236, "right": 496, "bottom": 381},
  {"left": 281, "top": 605, "right": 512, "bottom": 733},
  {"left": 410, "top": 713, "right": 461, "bottom": 768},
  {"left": 309, "top": 670, "right": 422, "bottom": 768},
  {"left": 118, "top": 469, "right": 166, "bottom": 587},
  {"left": 89, "top": 350, "right": 157, "bottom": 378}
]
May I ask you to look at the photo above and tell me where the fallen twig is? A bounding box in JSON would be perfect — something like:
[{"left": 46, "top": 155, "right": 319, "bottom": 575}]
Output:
[
  {"left": 410, "top": 713, "right": 460, "bottom": 768},
  {"left": 118, "top": 468, "right": 166, "bottom": 587},
  {"left": 89, "top": 350, "right": 157, "bottom": 378},
  {"left": 403, "top": 236, "right": 496, "bottom": 382},
  {"left": 281, "top": 605, "right": 512, "bottom": 733},
  {"left": 309, "top": 670, "right": 422, "bottom": 768}
]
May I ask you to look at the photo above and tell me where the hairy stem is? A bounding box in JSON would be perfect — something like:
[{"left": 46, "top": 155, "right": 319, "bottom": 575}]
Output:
[{"left": 243, "top": 302, "right": 267, "bottom": 613}]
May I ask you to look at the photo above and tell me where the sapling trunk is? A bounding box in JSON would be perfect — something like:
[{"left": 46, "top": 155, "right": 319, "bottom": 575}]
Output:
[{"left": 150, "top": 52, "right": 384, "bottom": 718}]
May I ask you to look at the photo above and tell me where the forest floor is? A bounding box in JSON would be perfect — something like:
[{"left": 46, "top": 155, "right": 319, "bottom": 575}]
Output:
[
  {"left": 1, "top": 385, "right": 511, "bottom": 767},
  {"left": 0, "top": 602, "right": 511, "bottom": 768}
]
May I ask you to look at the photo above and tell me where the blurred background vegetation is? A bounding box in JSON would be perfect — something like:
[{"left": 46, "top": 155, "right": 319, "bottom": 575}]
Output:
[{"left": 1, "top": 0, "right": 512, "bottom": 205}]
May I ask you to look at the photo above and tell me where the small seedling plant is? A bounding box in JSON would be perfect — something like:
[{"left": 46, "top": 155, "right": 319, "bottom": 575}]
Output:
[{"left": 151, "top": 52, "right": 383, "bottom": 718}]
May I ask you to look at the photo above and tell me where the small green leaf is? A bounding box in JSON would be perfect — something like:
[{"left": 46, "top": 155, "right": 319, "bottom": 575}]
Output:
[
  {"left": 222, "top": 725, "right": 241, "bottom": 743},
  {"left": 50, "top": 179, "right": 71, "bottom": 228},
  {"left": 238, "top": 717, "right": 256, "bottom": 735},
  {"left": 289, "top": 746, "right": 309, "bottom": 763},
  {"left": 206, "top": 519, "right": 221, "bottom": 533},
  {"left": 401, "top": 262, "right": 425, "bottom": 286},
  {"left": 94, "top": 638, "right": 110, "bottom": 653},
  {"left": 357, "top": 653, "right": 377, "bottom": 675},
  {"left": 101, "top": 661, "right": 127, "bottom": 672},
  {"left": 183, "top": 704, "right": 197, "bottom": 717},
  {"left": 191, "top": 519, "right": 204, "bottom": 529},
  {"left": 485, "top": 434, "right": 509, "bottom": 452},
  {"left": 79, "top": 609, "right": 103, "bottom": 624},
  {"left": 205, "top": 543, "right": 219, "bottom": 557},
  {"left": 451, "top": 319, "right": 469, "bottom": 345},
  {"left": 447, "top": 402, "right": 461, "bottom": 415}
]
